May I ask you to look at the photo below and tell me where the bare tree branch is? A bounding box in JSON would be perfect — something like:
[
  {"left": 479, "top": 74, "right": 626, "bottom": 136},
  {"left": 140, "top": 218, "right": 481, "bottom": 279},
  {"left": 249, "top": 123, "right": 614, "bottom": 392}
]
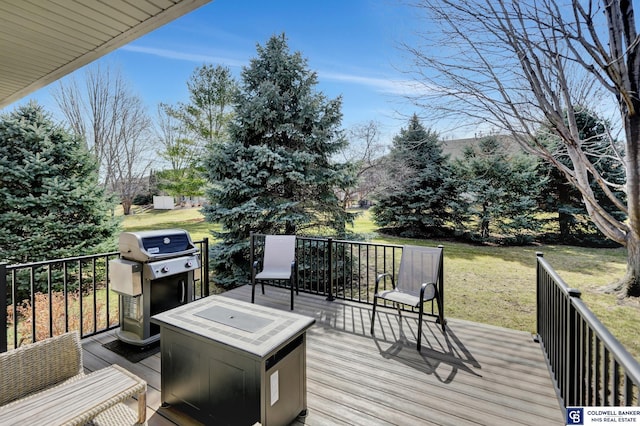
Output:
[
  {"left": 53, "top": 64, "right": 154, "bottom": 214},
  {"left": 406, "top": 0, "right": 640, "bottom": 295}
]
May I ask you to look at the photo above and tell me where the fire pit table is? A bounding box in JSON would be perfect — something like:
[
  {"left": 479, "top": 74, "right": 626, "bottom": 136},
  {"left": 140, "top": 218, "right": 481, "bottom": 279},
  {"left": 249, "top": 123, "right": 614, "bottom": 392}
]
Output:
[{"left": 151, "top": 295, "right": 315, "bottom": 426}]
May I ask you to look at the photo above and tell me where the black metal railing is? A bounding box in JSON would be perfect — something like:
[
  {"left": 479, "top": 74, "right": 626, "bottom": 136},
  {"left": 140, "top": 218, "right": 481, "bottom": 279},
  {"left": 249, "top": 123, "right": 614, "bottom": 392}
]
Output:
[
  {"left": 308, "top": 236, "right": 408, "bottom": 304},
  {"left": 536, "top": 252, "right": 640, "bottom": 407},
  {"left": 12, "top": 233, "right": 639, "bottom": 411},
  {"left": 250, "top": 233, "right": 404, "bottom": 302},
  {"left": 249, "top": 233, "right": 443, "bottom": 317},
  {"left": 1, "top": 238, "right": 209, "bottom": 351},
  {"left": 2, "top": 233, "right": 436, "bottom": 353}
]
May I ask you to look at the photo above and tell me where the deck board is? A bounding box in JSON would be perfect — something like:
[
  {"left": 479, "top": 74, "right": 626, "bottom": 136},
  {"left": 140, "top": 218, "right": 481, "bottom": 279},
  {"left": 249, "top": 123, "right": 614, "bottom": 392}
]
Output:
[{"left": 81, "top": 285, "right": 564, "bottom": 425}]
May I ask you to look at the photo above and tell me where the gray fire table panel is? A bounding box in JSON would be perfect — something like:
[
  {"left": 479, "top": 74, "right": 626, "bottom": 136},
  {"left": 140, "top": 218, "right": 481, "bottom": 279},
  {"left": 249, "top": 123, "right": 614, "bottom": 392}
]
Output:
[{"left": 151, "top": 295, "right": 316, "bottom": 426}]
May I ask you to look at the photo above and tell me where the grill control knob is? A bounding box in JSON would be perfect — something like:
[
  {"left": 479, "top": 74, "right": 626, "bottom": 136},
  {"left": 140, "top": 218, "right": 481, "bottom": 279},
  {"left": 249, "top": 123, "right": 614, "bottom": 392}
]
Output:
[
  {"left": 185, "top": 260, "right": 193, "bottom": 268},
  {"left": 161, "top": 265, "right": 170, "bottom": 273}
]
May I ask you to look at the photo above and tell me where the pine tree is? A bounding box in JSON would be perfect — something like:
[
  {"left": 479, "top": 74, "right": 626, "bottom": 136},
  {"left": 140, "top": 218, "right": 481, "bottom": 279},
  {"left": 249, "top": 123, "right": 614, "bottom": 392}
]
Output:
[
  {"left": 371, "top": 114, "right": 458, "bottom": 238},
  {"left": 201, "top": 34, "right": 354, "bottom": 286},
  {"left": 538, "top": 107, "right": 626, "bottom": 245},
  {"left": 0, "top": 102, "right": 119, "bottom": 264},
  {"left": 452, "top": 137, "right": 545, "bottom": 243}
]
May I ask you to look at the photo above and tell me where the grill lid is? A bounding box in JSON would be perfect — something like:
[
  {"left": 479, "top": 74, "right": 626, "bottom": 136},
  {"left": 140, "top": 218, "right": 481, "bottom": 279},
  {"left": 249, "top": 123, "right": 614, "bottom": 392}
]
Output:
[{"left": 119, "top": 229, "right": 198, "bottom": 262}]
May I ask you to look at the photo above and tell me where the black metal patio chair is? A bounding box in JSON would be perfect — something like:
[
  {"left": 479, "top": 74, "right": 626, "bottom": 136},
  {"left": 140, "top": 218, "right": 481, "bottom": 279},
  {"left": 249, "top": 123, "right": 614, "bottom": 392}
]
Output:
[{"left": 370, "top": 245, "right": 446, "bottom": 351}]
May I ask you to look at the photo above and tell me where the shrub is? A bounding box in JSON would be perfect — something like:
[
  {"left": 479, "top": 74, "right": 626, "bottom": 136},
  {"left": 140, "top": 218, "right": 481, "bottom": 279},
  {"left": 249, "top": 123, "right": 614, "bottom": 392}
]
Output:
[{"left": 8, "top": 291, "right": 118, "bottom": 348}]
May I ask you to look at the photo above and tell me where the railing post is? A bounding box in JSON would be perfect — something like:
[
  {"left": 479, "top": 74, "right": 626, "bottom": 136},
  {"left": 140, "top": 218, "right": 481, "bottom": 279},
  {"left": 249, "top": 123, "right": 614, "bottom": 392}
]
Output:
[
  {"left": 0, "top": 263, "right": 7, "bottom": 353},
  {"left": 203, "top": 237, "right": 210, "bottom": 297},
  {"left": 438, "top": 245, "right": 444, "bottom": 325},
  {"left": 326, "top": 238, "right": 334, "bottom": 301},
  {"left": 535, "top": 252, "right": 543, "bottom": 343},
  {"left": 250, "top": 232, "right": 255, "bottom": 288}
]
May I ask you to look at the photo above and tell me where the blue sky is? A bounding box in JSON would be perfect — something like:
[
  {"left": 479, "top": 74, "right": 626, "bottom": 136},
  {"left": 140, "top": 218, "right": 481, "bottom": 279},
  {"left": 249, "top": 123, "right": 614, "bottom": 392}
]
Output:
[{"left": 5, "top": 0, "right": 430, "bottom": 143}]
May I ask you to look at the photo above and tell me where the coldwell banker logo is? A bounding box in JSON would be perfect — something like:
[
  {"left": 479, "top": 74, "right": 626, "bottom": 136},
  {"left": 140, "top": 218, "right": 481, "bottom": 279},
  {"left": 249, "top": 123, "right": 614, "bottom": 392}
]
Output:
[{"left": 567, "top": 408, "right": 584, "bottom": 425}]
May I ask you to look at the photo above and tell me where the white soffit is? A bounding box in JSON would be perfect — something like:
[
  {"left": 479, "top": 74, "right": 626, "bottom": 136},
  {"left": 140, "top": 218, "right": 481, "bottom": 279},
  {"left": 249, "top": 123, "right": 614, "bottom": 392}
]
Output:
[{"left": 0, "top": 0, "right": 211, "bottom": 109}]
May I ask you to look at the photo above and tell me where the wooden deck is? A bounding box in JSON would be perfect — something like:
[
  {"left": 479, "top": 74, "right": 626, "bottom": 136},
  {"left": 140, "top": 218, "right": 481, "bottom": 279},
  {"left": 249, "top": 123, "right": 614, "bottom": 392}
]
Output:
[{"left": 81, "top": 285, "right": 564, "bottom": 425}]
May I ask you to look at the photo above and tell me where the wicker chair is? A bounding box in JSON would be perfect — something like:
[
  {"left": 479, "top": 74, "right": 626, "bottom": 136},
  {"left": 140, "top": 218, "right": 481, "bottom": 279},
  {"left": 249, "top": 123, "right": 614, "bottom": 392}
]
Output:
[{"left": 0, "top": 331, "right": 146, "bottom": 425}]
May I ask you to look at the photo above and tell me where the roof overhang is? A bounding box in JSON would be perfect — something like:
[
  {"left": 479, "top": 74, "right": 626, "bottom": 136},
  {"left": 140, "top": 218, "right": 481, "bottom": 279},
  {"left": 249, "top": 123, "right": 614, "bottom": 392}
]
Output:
[{"left": 0, "top": 0, "right": 211, "bottom": 109}]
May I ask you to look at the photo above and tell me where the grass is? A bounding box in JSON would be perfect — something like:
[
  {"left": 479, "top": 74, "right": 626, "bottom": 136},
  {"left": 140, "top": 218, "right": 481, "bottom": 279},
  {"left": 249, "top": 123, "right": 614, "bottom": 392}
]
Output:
[
  {"left": 121, "top": 207, "right": 640, "bottom": 360},
  {"left": 121, "top": 206, "right": 219, "bottom": 242}
]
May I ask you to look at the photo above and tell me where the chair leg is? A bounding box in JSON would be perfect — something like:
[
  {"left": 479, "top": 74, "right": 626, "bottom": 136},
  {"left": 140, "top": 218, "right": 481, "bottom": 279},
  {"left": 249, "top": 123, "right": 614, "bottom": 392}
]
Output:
[
  {"left": 290, "top": 278, "right": 294, "bottom": 310},
  {"left": 251, "top": 279, "right": 256, "bottom": 304},
  {"left": 370, "top": 297, "right": 377, "bottom": 335},
  {"left": 417, "top": 304, "right": 424, "bottom": 351},
  {"left": 435, "top": 289, "right": 446, "bottom": 332}
]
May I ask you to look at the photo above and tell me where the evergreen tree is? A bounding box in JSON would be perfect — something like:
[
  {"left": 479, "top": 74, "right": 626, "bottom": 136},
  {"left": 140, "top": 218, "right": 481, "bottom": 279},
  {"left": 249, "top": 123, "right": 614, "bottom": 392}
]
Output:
[
  {"left": 371, "top": 114, "right": 458, "bottom": 237},
  {"left": 538, "top": 107, "right": 626, "bottom": 245},
  {"left": 201, "top": 34, "right": 354, "bottom": 286},
  {"left": 0, "top": 102, "right": 119, "bottom": 264},
  {"left": 452, "top": 137, "right": 545, "bottom": 243}
]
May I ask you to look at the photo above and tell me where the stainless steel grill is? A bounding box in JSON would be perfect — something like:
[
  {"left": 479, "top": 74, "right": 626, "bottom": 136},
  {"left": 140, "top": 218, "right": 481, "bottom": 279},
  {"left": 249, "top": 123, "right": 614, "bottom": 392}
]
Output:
[{"left": 109, "top": 229, "right": 200, "bottom": 346}]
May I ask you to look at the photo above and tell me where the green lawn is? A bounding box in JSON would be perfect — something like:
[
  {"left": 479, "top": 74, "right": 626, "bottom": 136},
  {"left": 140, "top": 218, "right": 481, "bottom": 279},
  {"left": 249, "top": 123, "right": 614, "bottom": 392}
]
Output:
[
  {"left": 121, "top": 206, "right": 219, "bottom": 242},
  {"left": 121, "top": 206, "right": 639, "bottom": 360}
]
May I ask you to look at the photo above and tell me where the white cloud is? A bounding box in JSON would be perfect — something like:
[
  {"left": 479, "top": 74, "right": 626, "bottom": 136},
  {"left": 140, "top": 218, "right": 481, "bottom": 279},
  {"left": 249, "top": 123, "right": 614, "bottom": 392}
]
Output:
[
  {"left": 319, "top": 71, "right": 429, "bottom": 95},
  {"left": 119, "top": 45, "right": 432, "bottom": 97},
  {"left": 120, "top": 45, "right": 246, "bottom": 68}
]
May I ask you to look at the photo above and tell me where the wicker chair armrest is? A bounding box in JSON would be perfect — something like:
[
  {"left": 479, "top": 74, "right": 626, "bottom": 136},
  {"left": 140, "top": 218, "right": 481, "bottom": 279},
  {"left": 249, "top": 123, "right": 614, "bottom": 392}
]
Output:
[
  {"left": 0, "top": 364, "right": 147, "bottom": 426},
  {"left": 71, "top": 365, "right": 147, "bottom": 425}
]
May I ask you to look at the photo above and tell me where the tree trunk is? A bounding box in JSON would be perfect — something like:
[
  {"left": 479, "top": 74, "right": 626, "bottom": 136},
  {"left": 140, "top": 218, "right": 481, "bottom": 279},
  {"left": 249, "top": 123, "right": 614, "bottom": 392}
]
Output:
[
  {"left": 622, "top": 233, "right": 640, "bottom": 297},
  {"left": 285, "top": 222, "right": 295, "bottom": 235},
  {"left": 609, "top": 232, "right": 640, "bottom": 297},
  {"left": 122, "top": 200, "right": 132, "bottom": 216},
  {"left": 558, "top": 182, "right": 572, "bottom": 241},
  {"left": 621, "top": 108, "right": 640, "bottom": 297}
]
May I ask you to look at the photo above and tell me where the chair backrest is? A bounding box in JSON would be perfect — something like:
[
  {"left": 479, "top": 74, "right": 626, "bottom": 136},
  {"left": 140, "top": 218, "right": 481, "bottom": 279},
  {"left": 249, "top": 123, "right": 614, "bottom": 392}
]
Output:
[
  {"left": 396, "top": 245, "right": 442, "bottom": 298},
  {"left": 262, "top": 235, "right": 296, "bottom": 273},
  {"left": 0, "top": 331, "right": 83, "bottom": 406}
]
